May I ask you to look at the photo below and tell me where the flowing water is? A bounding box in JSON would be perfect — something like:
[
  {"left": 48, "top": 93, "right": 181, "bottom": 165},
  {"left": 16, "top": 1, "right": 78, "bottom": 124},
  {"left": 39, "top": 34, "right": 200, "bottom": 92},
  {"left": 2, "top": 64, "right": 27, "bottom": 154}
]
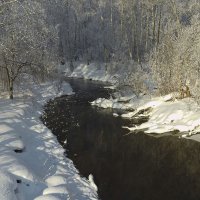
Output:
[{"left": 42, "top": 78, "right": 200, "bottom": 200}]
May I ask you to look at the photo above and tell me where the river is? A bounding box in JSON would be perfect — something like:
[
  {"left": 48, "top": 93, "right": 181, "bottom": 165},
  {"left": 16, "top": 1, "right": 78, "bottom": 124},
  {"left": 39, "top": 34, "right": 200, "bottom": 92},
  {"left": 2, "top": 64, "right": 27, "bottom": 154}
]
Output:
[{"left": 41, "top": 78, "right": 200, "bottom": 200}]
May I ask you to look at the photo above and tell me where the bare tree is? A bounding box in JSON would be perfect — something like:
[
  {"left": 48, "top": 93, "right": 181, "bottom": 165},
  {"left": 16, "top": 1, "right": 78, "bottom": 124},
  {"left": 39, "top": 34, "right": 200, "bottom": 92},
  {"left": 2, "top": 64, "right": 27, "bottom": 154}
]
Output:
[{"left": 0, "top": 0, "right": 58, "bottom": 99}]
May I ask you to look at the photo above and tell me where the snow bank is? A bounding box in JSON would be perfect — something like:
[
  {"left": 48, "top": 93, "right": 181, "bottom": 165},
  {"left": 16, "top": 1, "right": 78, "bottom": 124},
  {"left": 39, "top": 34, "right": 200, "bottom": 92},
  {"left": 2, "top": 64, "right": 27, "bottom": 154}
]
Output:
[
  {"left": 0, "top": 81, "right": 97, "bottom": 200},
  {"left": 61, "top": 62, "right": 134, "bottom": 84},
  {"left": 69, "top": 63, "right": 116, "bottom": 83},
  {"left": 91, "top": 97, "right": 133, "bottom": 110},
  {"left": 91, "top": 88, "right": 200, "bottom": 139},
  {"left": 123, "top": 96, "right": 200, "bottom": 137}
]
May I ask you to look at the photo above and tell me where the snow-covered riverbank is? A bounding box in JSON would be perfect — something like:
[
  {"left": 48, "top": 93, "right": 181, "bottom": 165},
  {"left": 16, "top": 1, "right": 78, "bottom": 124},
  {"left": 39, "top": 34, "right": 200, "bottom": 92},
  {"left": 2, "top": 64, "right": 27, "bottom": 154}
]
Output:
[
  {"left": 0, "top": 81, "right": 98, "bottom": 200},
  {"left": 61, "top": 62, "right": 135, "bottom": 84},
  {"left": 91, "top": 93, "right": 200, "bottom": 141},
  {"left": 63, "top": 63, "right": 200, "bottom": 140}
]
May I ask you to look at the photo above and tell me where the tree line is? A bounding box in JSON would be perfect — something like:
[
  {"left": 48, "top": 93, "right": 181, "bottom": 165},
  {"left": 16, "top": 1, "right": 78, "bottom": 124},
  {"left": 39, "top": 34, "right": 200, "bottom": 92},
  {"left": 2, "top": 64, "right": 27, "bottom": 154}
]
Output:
[
  {"left": 53, "top": 0, "right": 198, "bottom": 63},
  {"left": 0, "top": 0, "right": 200, "bottom": 100}
]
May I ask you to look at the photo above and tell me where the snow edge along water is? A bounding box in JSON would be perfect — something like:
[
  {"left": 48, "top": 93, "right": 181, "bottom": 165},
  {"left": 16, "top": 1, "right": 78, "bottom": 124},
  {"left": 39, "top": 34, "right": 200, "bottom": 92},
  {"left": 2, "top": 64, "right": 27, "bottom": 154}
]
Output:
[
  {"left": 65, "top": 63, "right": 200, "bottom": 142},
  {"left": 0, "top": 80, "right": 98, "bottom": 200}
]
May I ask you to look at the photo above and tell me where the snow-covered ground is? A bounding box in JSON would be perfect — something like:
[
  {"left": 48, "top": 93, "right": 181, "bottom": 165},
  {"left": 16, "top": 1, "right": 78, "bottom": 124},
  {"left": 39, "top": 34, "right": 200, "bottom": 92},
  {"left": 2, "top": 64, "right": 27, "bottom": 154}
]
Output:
[{"left": 0, "top": 80, "right": 98, "bottom": 200}]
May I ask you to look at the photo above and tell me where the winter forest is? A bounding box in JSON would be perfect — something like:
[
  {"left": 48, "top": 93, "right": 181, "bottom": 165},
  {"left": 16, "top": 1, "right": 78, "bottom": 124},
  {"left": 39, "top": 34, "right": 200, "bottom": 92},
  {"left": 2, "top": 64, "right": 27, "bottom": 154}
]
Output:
[
  {"left": 2, "top": 1, "right": 200, "bottom": 200},
  {"left": 0, "top": 0, "right": 200, "bottom": 99}
]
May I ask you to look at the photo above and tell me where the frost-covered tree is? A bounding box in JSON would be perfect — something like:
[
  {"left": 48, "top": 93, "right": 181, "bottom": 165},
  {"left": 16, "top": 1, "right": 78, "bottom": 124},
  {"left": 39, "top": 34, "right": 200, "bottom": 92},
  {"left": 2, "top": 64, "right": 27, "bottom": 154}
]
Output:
[
  {"left": 151, "top": 13, "right": 200, "bottom": 99},
  {"left": 0, "top": 0, "right": 58, "bottom": 99}
]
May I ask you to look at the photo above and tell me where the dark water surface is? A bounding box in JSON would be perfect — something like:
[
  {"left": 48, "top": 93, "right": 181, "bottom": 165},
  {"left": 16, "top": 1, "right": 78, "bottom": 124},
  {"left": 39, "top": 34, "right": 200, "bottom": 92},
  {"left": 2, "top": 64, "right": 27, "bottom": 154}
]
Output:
[{"left": 42, "top": 78, "right": 200, "bottom": 200}]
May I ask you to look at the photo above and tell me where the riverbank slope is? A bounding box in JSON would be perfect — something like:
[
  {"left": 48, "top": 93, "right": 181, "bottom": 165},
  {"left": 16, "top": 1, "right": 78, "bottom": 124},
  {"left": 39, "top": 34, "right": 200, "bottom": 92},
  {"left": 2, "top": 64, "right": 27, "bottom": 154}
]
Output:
[{"left": 0, "top": 80, "right": 98, "bottom": 200}]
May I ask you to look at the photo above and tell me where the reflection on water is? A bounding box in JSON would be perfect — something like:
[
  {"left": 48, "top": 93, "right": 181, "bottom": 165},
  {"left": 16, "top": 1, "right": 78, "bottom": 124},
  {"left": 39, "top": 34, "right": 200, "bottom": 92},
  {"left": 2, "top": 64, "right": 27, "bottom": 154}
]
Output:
[{"left": 42, "top": 78, "right": 200, "bottom": 200}]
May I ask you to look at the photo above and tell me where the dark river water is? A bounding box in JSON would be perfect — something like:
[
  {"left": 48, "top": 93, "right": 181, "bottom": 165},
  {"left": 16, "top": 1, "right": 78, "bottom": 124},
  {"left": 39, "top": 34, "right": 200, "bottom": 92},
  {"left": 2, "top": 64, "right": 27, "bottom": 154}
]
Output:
[{"left": 41, "top": 78, "right": 200, "bottom": 200}]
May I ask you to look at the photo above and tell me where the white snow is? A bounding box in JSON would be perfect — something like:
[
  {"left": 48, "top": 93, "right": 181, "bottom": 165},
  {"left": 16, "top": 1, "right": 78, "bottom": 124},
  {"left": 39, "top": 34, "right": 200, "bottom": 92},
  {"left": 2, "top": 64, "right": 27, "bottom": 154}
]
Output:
[
  {"left": 88, "top": 174, "right": 98, "bottom": 192},
  {"left": 69, "top": 63, "right": 116, "bottom": 83},
  {"left": 0, "top": 172, "right": 18, "bottom": 200},
  {"left": 0, "top": 80, "right": 98, "bottom": 200},
  {"left": 62, "top": 62, "right": 133, "bottom": 84},
  {"left": 122, "top": 97, "right": 200, "bottom": 138},
  {"left": 91, "top": 94, "right": 155, "bottom": 112}
]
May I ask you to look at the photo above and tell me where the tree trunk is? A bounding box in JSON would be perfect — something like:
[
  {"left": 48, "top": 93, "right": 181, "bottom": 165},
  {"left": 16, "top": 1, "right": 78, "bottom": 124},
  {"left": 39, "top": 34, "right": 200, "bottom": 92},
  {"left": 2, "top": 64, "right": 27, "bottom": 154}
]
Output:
[
  {"left": 139, "top": 2, "right": 143, "bottom": 56},
  {"left": 130, "top": 0, "right": 135, "bottom": 58},
  {"left": 152, "top": 5, "right": 157, "bottom": 45},
  {"left": 120, "top": 0, "right": 124, "bottom": 36},
  {"left": 4, "top": 64, "right": 14, "bottom": 99},
  {"left": 9, "top": 80, "right": 14, "bottom": 99},
  {"left": 157, "top": 6, "right": 162, "bottom": 47},
  {"left": 134, "top": 11, "right": 140, "bottom": 63},
  {"left": 145, "top": 14, "right": 150, "bottom": 52}
]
